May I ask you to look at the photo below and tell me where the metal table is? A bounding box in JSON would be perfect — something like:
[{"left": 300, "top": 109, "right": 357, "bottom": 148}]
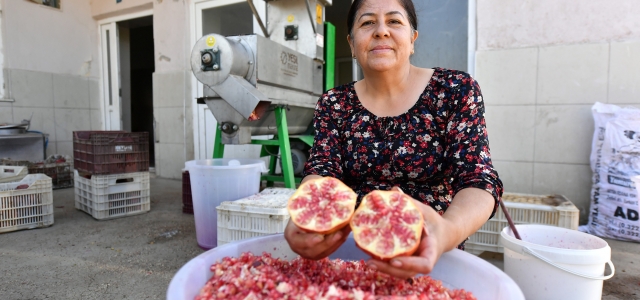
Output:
[{"left": 0, "top": 132, "right": 47, "bottom": 162}]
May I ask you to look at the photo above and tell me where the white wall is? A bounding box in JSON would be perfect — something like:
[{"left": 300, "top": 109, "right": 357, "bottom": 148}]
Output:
[
  {"left": 3, "top": 0, "right": 99, "bottom": 77},
  {"left": 0, "top": 2, "right": 5, "bottom": 100},
  {"left": 0, "top": 0, "right": 102, "bottom": 159},
  {"left": 154, "top": 0, "right": 190, "bottom": 74},
  {"left": 477, "top": 0, "right": 640, "bottom": 50},
  {"left": 91, "top": 0, "right": 153, "bottom": 20},
  {"left": 152, "top": 0, "right": 195, "bottom": 179},
  {"left": 474, "top": 0, "right": 640, "bottom": 223}
]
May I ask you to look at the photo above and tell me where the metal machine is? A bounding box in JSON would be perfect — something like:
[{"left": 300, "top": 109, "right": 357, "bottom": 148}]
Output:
[
  {"left": 190, "top": 0, "right": 334, "bottom": 188},
  {"left": 0, "top": 120, "right": 47, "bottom": 162}
]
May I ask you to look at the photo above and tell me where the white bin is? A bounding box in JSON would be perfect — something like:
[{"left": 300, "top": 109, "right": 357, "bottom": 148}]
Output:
[
  {"left": 167, "top": 234, "right": 525, "bottom": 300},
  {"left": 501, "top": 225, "right": 615, "bottom": 300},
  {"left": 185, "top": 159, "right": 267, "bottom": 250}
]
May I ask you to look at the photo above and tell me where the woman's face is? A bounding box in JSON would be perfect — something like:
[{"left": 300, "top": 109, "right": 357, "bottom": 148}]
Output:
[{"left": 348, "top": 0, "right": 417, "bottom": 73}]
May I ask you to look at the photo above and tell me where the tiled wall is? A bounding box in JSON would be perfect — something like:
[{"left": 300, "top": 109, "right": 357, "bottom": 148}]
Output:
[
  {"left": 475, "top": 40, "right": 640, "bottom": 223},
  {"left": 152, "top": 70, "right": 194, "bottom": 179},
  {"left": 0, "top": 67, "right": 194, "bottom": 179},
  {"left": 0, "top": 69, "right": 101, "bottom": 159}
]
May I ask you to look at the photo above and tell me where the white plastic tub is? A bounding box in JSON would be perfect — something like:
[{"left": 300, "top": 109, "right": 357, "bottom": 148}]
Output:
[
  {"left": 185, "top": 159, "right": 267, "bottom": 250},
  {"left": 501, "top": 224, "right": 615, "bottom": 300},
  {"left": 167, "top": 234, "right": 524, "bottom": 300}
]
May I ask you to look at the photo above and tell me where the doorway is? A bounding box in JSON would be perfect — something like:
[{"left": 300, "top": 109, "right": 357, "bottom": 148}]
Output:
[
  {"left": 120, "top": 16, "right": 155, "bottom": 167},
  {"left": 193, "top": 0, "right": 261, "bottom": 160},
  {"left": 324, "top": 1, "right": 471, "bottom": 84},
  {"left": 325, "top": 0, "right": 358, "bottom": 85},
  {"left": 100, "top": 14, "right": 155, "bottom": 167}
]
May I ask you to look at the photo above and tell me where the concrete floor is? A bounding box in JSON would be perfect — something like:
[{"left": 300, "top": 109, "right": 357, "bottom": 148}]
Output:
[{"left": 0, "top": 175, "right": 638, "bottom": 299}]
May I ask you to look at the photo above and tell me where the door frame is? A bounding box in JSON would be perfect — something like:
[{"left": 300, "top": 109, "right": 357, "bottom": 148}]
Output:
[
  {"left": 467, "top": 0, "right": 477, "bottom": 76},
  {"left": 97, "top": 9, "right": 153, "bottom": 131},
  {"left": 190, "top": 0, "right": 265, "bottom": 159}
]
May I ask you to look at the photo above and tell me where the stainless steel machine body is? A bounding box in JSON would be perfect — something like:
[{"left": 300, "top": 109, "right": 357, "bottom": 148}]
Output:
[
  {"left": 192, "top": 34, "right": 323, "bottom": 144},
  {"left": 266, "top": 0, "right": 332, "bottom": 61},
  {"left": 191, "top": 0, "right": 331, "bottom": 144}
]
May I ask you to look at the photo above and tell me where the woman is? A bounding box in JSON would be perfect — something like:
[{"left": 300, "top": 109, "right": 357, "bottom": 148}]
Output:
[{"left": 284, "top": 0, "right": 503, "bottom": 279}]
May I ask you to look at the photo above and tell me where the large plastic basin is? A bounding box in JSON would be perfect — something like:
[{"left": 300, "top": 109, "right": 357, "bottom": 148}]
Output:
[{"left": 167, "top": 233, "right": 524, "bottom": 300}]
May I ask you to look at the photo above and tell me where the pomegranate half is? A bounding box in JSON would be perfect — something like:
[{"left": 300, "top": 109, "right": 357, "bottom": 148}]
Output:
[
  {"left": 287, "top": 177, "right": 357, "bottom": 234},
  {"left": 350, "top": 190, "right": 424, "bottom": 261}
]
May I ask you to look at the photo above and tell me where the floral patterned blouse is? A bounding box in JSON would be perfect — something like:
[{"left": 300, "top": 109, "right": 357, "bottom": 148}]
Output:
[{"left": 303, "top": 68, "right": 503, "bottom": 224}]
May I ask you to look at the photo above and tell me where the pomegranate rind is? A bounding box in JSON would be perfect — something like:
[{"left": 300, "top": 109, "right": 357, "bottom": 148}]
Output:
[
  {"left": 287, "top": 177, "right": 357, "bottom": 234},
  {"left": 350, "top": 190, "right": 424, "bottom": 261}
]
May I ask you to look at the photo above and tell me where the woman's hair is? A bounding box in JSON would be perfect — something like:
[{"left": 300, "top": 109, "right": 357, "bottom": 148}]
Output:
[{"left": 347, "top": 0, "right": 418, "bottom": 36}]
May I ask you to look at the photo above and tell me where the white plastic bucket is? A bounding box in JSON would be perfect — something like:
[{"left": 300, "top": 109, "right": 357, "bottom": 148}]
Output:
[
  {"left": 167, "top": 233, "right": 525, "bottom": 300},
  {"left": 185, "top": 158, "right": 267, "bottom": 250},
  {"left": 500, "top": 224, "right": 615, "bottom": 300}
]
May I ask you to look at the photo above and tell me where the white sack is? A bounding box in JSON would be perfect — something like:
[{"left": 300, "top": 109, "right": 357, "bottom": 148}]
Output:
[{"left": 589, "top": 102, "right": 640, "bottom": 242}]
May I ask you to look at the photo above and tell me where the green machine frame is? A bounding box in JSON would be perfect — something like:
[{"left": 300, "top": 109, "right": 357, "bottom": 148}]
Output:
[{"left": 212, "top": 22, "right": 336, "bottom": 189}]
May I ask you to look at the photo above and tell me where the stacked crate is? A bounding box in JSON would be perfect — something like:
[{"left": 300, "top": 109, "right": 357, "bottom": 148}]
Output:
[
  {"left": 0, "top": 166, "right": 29, "bottom": 183},
  {"left": 28, "top": 162, "right": 74, "bottom": 189},
  {"left": 0, "top": 174, "right": 54, "bottom": 233},
  {"left": 216, "top": 188, "right": 295, "bottom": 246},
  {"left": 2, "top": 156, "right": 74, "bottom": 190},
  {"left": 465, "top": 192, "right": 580, "bottom": 255},
  {"left": 73, "top": 131, "right": 151, "bottom": 220}
]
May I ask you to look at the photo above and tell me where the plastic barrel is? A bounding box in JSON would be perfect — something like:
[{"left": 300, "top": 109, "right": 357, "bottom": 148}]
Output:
[{"left": 185, "top": 159, "right": 267, "bottom": 250}]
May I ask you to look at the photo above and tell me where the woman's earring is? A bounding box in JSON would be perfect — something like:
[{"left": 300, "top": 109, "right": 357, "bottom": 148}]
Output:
[{"left": 411, "top": 50, "right": 414, "bottom": 55}]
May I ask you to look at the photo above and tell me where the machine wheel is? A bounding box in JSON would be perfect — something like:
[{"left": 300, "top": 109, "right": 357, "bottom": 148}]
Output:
[{"left": 281, "top": 148, "right": 307, "bottom": 175}]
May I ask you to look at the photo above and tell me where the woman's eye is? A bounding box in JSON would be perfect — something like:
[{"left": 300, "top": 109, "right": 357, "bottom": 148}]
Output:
[
  {"left": 362, "top": 21, "right": 374, "bottom": 26},
  {"left": 389, "top": 19, "right": 401, "bottom": 24}
]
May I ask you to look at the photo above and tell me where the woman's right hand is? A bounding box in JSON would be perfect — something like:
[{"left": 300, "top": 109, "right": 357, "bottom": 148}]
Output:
[{"left": 284, "top": 219, "right": 351, "bottom": 260}]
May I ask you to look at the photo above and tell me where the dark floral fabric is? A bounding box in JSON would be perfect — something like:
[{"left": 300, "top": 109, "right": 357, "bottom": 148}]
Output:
[{"left": 303, "top": 68, "right": 503, "bottom": 224}]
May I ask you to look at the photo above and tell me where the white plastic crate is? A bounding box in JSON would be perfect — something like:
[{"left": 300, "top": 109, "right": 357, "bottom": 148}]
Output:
[
  {"left": 465, "top": 192, "right": 580, "bottom": 255},
  {"left": 0, "top": 174, "right": 54, "bottom": 233},
  {"left": 216, "top": 188, "right": 295, "bottom": 246},
  {"left": 0, "top": 165, "right": 28, "bottom": 183},
  {"left": 74, "top": 170, "right": 150, "bottom": 220}
]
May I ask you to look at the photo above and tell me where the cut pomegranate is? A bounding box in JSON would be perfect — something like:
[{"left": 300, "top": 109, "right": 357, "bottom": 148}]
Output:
[
  {"left": 287, "top": 177, "right": 357, "bottom": 234},
  {"left": 351, "top": 190, "right": 424, "bottom": 261}
]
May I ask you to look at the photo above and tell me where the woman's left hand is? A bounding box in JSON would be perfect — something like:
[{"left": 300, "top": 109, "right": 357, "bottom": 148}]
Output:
[{"left": 366, "top": 197, "right": 452, "bottom": 279}]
